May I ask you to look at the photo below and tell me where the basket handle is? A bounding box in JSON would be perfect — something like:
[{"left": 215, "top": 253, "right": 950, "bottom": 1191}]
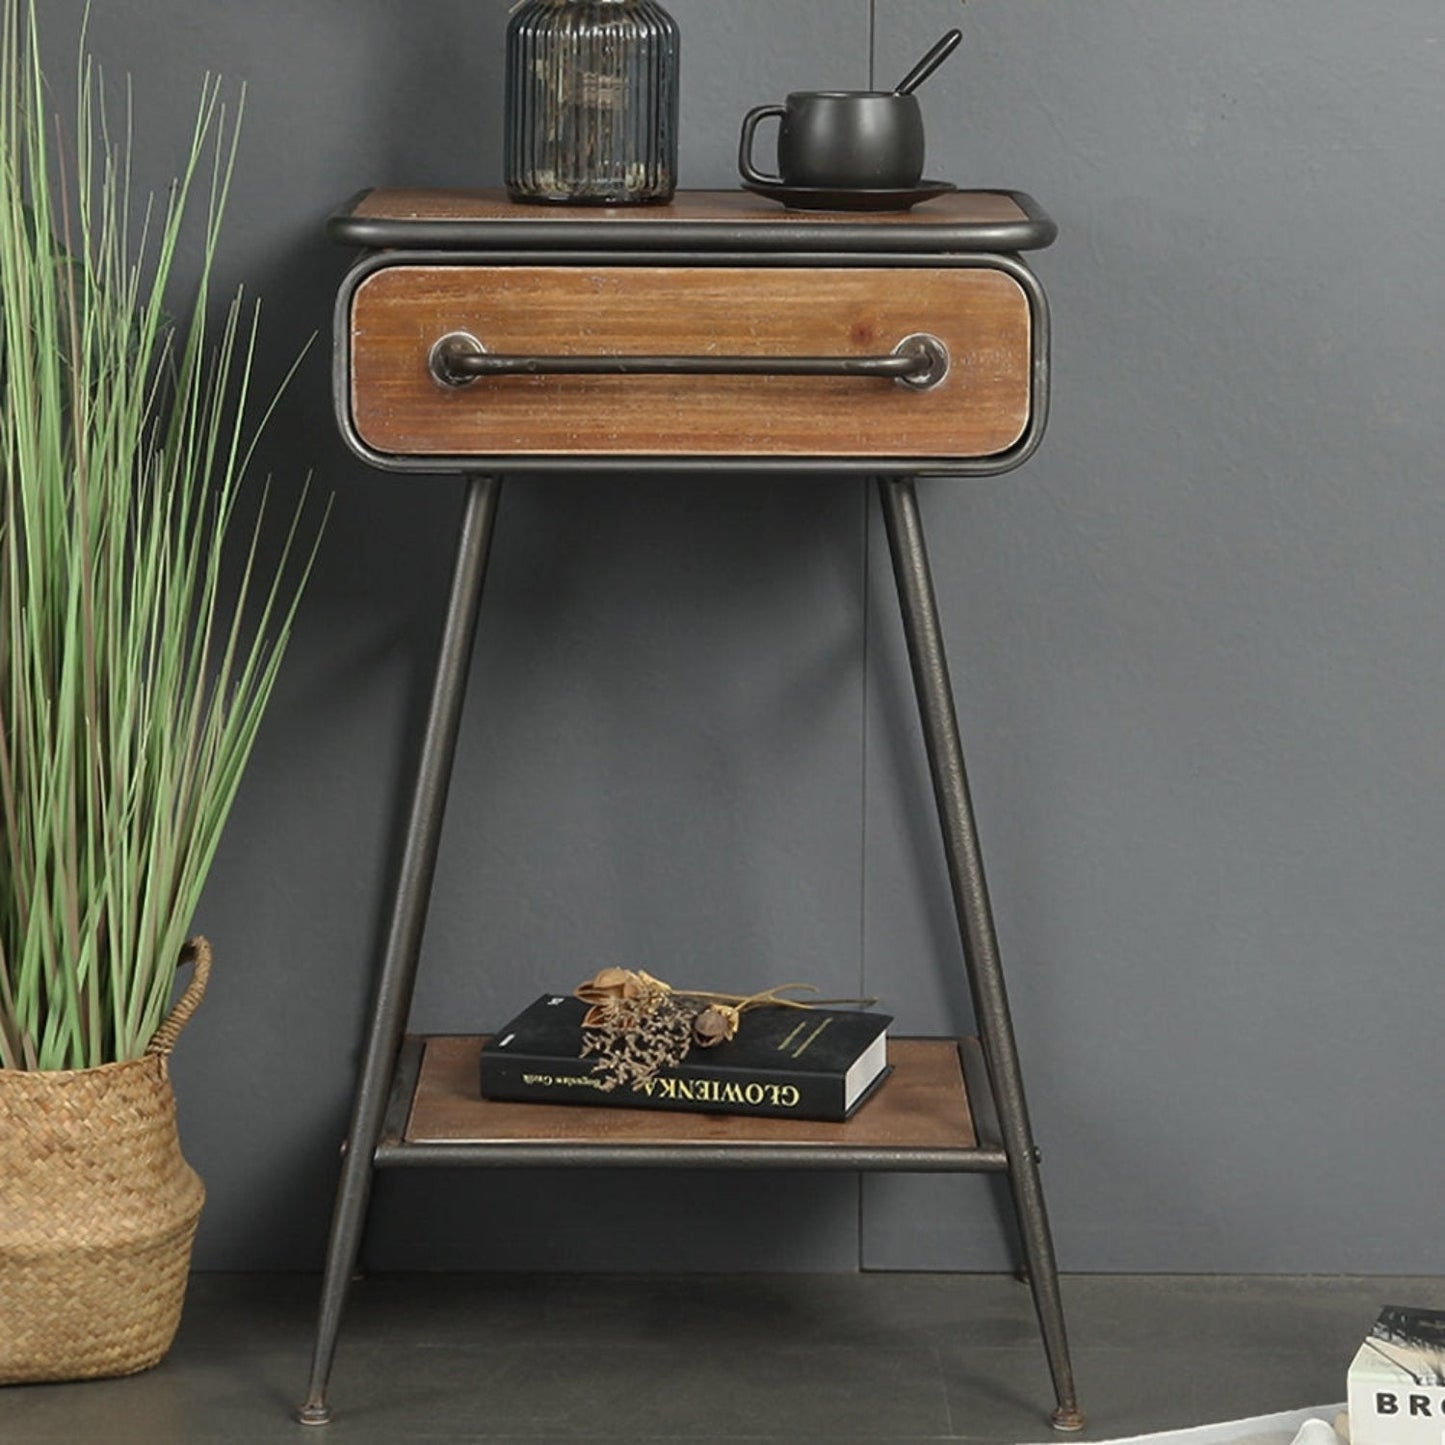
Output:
[{"left": 146, "top": 936, "right": 212, "bottom": 1057}]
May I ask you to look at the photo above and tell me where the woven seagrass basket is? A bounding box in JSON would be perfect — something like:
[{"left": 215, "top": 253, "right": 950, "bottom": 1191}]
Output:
[{"left": 0, "top": 939, "right": 210, "bottom": 1385}]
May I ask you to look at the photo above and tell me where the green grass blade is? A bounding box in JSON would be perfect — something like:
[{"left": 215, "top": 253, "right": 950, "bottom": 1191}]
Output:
[{"left": 0, "top": 0, "right": 320, "bottom": 1068}]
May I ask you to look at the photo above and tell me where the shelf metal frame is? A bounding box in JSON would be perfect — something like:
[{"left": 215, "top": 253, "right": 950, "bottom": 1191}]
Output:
[{"left": 377, "top": 1034, "right": 1011, "bottom": 1173}]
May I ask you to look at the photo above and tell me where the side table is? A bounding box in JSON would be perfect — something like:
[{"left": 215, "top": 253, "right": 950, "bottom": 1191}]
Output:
[{"left": 300, "top": 187, "right": 1082, "bottom": 1432}]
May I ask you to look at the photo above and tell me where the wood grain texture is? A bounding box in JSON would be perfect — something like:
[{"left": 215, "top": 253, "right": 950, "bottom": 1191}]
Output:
[
  {"left": 404, "top": 1036, "right": 978, "bottom": 1151},
  {"left": 349, "top": 186, "right": 1030, "bottom": 228},
  {"left": 349, "top": 264, "right": 1032, "bottom": 460}
]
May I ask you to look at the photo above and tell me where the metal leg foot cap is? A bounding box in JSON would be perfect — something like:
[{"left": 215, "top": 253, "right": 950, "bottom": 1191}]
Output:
[
  {"left": 297, "top": 1401, "right": 333, "bottom": 1427},
  {"left": 1051, "top": 1406, "right": 1087, "bottom": 1432}
]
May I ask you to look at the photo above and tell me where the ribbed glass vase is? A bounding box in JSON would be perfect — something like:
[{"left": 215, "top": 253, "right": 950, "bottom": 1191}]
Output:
[{"left": 505, "top": 0, "right": 679, "bottom": 205}]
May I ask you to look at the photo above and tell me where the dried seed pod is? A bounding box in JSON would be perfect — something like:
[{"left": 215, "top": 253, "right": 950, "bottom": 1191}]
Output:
[
  {"left": 575, "top": 966, "right": 644, "bottom": 1004},
  {"left": 692, "top": 1005, "right": 739, "bottom": 1048}
]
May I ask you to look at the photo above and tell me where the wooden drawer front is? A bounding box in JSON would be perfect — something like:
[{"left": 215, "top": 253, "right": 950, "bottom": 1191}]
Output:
[{"left": 347, "top": 264, "right": 1034, "bottom": 463}]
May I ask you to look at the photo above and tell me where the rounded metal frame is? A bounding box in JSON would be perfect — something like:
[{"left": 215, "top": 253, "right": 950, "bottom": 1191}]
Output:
[{"left": 333, "top": 247, "right": 1051, "bottom": 478}]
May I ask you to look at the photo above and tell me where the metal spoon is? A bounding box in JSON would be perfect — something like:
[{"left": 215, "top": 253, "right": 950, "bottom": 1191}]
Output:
[{"left": 894, "top": 28, "right": 963, "bottom": 96}]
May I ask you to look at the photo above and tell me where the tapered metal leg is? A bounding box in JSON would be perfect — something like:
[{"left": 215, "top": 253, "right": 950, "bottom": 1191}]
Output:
[
  {"left": 877, "top": 476, "right": 1084, "bottom": 1432},
  {"left": 299, "top": 474, "right": 503, "bottom": 1426}
]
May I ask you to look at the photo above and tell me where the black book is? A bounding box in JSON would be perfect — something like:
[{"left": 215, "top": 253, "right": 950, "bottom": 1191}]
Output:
[{"left": 479, "top": 994, "right": 891, "bottom": 1122}]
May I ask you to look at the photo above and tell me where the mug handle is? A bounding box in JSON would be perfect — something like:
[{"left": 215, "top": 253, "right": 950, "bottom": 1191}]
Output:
[{"left": 738, "top": 104, "right": 786, "bottom": 186}]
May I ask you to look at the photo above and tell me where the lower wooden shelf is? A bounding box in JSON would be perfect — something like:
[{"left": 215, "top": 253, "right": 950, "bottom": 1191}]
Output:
[{"left": 375, "top": 1034, "right": 1007, "bottom": 1173}]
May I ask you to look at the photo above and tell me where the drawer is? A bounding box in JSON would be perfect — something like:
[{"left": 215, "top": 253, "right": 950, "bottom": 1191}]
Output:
[{"left": 339, "top": 259, "right": 1045, "bottom": 474}]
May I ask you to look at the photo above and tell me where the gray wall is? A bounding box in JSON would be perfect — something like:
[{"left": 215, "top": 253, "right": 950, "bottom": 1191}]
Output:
[{"left": 34, "top": 0, "right": 1445, "bottom": 1274}]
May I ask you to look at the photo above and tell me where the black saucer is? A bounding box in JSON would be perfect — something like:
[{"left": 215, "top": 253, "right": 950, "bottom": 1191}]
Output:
[{"left": 740, "top": 178, "right": 957, "bottom": 212}]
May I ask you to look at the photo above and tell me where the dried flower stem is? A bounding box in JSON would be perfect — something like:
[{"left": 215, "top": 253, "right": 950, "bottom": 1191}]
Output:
[{"left": 573, "top": 968, "right": 879, "bottom": 1092}]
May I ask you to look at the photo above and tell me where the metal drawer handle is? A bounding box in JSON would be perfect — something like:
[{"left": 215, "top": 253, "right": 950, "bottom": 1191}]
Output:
[{"left": 429, "top": 331, "right": 950, "bottom": 392}]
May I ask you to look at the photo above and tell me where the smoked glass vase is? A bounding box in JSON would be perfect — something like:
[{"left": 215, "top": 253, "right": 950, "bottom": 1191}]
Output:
[{"left": 505, "top": 0, "right": 680, "bottom": 205}]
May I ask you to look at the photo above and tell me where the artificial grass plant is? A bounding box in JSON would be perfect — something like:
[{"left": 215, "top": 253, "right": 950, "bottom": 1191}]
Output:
[{"left": 0, "top": 0, "right": 319, "bottom": 1070}]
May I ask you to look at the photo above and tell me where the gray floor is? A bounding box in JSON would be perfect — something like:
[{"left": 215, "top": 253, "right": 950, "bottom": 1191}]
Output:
[{"left": 4, "top": 1273, "right": 1432, "bottom": 1444}]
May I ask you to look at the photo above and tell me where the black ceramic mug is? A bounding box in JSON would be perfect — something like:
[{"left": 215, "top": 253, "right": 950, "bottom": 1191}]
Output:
[{"left": 738, "top": 90, "right": 925, "bottom": 191}]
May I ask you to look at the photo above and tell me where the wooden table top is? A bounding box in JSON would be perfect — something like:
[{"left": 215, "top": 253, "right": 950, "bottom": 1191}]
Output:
[{"left": 330, "top": 187, "right": 1055, "bottom": 255}]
